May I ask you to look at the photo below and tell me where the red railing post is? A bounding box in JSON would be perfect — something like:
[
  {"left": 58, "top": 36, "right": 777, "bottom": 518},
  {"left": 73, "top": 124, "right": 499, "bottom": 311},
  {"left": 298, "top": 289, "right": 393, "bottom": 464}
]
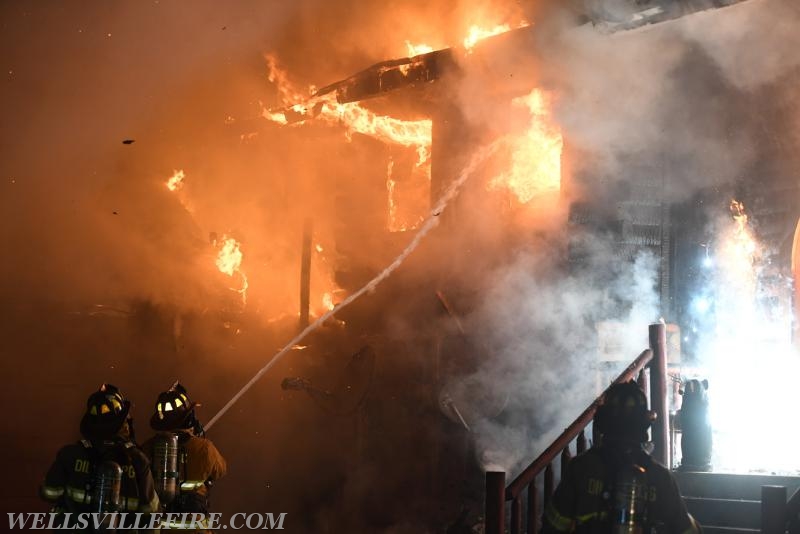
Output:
[
  {"left": 511, "top": 497, "right": 522, "bottom": 534},
  {"left": 560, "top": 446, "right": 571, "bottom": 480},
  {"left": 649, "top": 323, "right": 670, "bottom": 467},
  {"left": 637, "top": 367, "right": 649, "bottom": 403},
  {"left": 527, "top": 482, "right": 538, "bottom": 534},
  {"left": 485, "top": 471, "right": 506, "bottom": 534},
  {"left": 577, "top": 429, "right": 587, "bottom": 454},
  {"left": 544, "top": 464, "right": 554, "bottom": 507},
  {"left": 505, "top": 349, "right": 652, "bottom": 500}
]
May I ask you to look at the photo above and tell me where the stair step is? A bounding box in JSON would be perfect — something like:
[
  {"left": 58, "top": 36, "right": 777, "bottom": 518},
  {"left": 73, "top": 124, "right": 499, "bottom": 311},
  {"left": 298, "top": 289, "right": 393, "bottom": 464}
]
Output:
[
  {"left": 684, "top": 497, "right": 760, "bottom": 529},
  {"left": 675, "top": 471, "right": 800, "bottom": 500},
  {"left": 702, "top": 526, "right": 759, "bottom": 534}
]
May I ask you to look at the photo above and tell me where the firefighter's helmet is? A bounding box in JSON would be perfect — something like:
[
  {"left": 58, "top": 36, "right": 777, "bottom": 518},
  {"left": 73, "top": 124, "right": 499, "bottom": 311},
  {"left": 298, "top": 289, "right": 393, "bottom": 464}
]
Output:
[
  {"left": 595, "top": 380, "right": 654, "bottom": 443},
  {"left": 80, "top": 384, "right": 132, "bottom": 441},
  {"left": 150, "top": 382, "right": 197, "bottom": 431}
]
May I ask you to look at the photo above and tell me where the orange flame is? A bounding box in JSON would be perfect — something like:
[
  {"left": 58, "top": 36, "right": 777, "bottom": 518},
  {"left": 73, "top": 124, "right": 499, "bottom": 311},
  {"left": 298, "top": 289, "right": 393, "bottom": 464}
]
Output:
[
  {"left": 165, "top": 168, "right": 195, "bottom": 215},
  {"left": 721, "top": 200, "right": 759, "bottom": 296},
  {"left": 263, "top": 55, "right": 432, "bottom": 165},
  {"left": 463, "top": 23, "right": 511, "bottom": 51},
  {"left": 216, "top": 236, "right": 242, "bottom": 275},
  {"left": 463, "top": 21, "right": 529, "bottom": 52},
  {"left": 386, "top": 155, "right": 427, "bottom": 232},
  {"left": 166, "top": 169, "right": 185, "bottom": 192},
  {"left": 322, "top": 292, "right": 335, "bottom": 311},
  {"left": 387, "top": 159, "right": 399, "bottom": 230},
  {"left": 263, "top": 56, "right": 432, "bottom": 232},
  {"left": 405, "top": 41, "right": 435, "bottom": 57},
  {"left": 216, "top": 236, "right": 249, "bottom": 305},
  {"left": 490, "top": 89, "right": 563, "bottom": 204},
  {"left": 310, "top": 239, "right": 343, "bottom": 316}
]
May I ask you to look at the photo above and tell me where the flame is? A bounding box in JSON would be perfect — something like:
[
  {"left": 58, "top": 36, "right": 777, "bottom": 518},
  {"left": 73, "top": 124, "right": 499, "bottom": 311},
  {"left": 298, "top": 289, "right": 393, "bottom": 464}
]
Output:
[
  {"left": 387, "top": 159, "right": 399, "bottom": 229},
  {"left": 463, "top": 21, "right": 529, "bottom": 52},
  {"left": 216, "top": 236, "right": 249, "bottom": 305},
  {"left": 463, "top": 23, "right": 511, "bottom": 51},
  {"left": 386, "top": 156, "right": 427, "bottom": 232},
  {"left": 263, "top": 56, "right": 432, "bottom": 232},
  {"left": 490, "top": 89, "right": 562, "bottom": 204},
  {"left": 216, "top": 237, "right": 242, "bottom": 275},
  {"left": 696, "top": 200, "right": 800, "bottom": 474},
  {"left": 405, "top": 41, "right": 435, "bottom": 57},
  {"left": 263, "top": 54, "right": 432, "bottom": 167},
  {"left": 724, "top": 200, "right": 759, "bottom": 292},
  {"left": 310, "top": 238, "right": 343, "bottom": 317},
  {"left": 166, "top": 169, "right": 185, "bottom": 192}
]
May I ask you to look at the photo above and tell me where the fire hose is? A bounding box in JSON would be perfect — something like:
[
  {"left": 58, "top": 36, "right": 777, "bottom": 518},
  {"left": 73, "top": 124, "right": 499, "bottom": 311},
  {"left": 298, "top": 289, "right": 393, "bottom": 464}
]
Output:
[{"left": 204, "top": 140, "right": 501, "bottom": 431}]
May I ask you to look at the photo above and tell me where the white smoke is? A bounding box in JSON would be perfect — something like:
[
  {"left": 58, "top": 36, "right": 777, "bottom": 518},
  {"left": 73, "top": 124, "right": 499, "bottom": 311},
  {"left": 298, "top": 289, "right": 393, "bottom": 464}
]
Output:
[
  {"left": 443, "top": 0, "right": 800, "bottom": 477},
  {"left": 449, "top": 243, "right": 659, "bottom": 474}
]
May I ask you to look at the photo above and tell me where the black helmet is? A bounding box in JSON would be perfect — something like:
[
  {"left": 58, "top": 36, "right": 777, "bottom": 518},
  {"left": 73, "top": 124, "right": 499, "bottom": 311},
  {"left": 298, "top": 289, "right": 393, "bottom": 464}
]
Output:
[
  {"left": 150, "top": 382, "right": 196, "bottom": 431},
  {"left": 80, "top": 384, "right": 132, "bottom": 441},
  {"left": 595, "top": 381, "right": 653, "bottom": 444}
]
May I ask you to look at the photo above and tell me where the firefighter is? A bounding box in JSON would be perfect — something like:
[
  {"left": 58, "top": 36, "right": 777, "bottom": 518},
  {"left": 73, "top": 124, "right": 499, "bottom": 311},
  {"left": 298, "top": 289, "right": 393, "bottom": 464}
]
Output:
[
  {"left": 40, "top": 384, "right": 160, "bottom": 531},
  {"left": 142, "top": 382, "right": 226, "bottom": 530},
  {"left": 542, "top": 380, "right": 701, "bottom": 533}
]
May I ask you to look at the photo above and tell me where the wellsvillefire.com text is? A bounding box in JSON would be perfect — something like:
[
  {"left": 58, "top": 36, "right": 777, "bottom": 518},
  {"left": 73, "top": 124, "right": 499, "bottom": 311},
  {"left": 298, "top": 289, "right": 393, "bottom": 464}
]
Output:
[{"left": 8, "top": 512, "right": 287, "bottom": 530}]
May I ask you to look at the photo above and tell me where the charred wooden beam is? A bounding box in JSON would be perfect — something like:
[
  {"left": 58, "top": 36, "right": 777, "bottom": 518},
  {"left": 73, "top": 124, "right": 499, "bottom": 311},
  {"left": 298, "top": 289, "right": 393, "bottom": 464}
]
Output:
[{"left": 316, "top": 48, "right": 457, "bottom": 104}]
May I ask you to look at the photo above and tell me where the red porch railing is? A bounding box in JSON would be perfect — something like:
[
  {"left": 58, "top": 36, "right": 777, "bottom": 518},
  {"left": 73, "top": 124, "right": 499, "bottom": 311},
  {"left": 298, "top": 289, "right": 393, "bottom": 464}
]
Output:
[{"left": 485, "top": 323, "right": 670, "bottom": 534}]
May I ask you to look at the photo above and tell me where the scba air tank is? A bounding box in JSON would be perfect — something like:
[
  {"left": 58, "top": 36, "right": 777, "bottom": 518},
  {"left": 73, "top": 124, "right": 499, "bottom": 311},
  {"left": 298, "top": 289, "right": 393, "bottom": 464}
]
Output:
[
  {"left": 612, "top": 463, "right": 647, "bottom": 534},
  {"left": 153, "top": 432, "right": 180, "bottom": 505}
]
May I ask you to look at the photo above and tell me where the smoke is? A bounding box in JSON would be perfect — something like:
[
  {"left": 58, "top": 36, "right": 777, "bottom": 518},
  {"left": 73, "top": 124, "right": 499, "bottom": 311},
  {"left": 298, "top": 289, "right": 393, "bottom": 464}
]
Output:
[
  {"left": 205, "top": 140, "right": 501, "bottom": 431},
  {"left": 681, "top": 0, "right": 800, "bottom": 90},
  {"left": 444, "top": 239, "right": 659, "bottom": 474},
  {"left": 516, "top": 0, "right": 799, "bottom": 203},
  {"left": 444, "top": 0, "right": 800, "bottom": 479}
]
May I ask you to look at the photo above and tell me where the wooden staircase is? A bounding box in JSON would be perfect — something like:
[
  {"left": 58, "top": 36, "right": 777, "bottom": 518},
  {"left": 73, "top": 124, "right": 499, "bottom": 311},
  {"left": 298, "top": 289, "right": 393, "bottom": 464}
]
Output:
[{"left": 483, "top": 323, "right": 800, "bottom": 533}]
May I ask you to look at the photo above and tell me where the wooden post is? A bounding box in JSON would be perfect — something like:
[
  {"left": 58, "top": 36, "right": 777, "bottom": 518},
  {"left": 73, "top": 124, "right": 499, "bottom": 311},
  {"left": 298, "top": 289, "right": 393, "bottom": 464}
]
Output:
[
  {"left": 527, "top": 482, "right": 539, "bottom": 534},
  {"left": 560, "top": 447, "right": 571, "bottom": 480},
  {"left": 762, "top": 485, "right": 787, "bottom": 534},
  {"left": 637, "top": 368, "right": 649, "bottom": 404},
  {"left": 544, "top": 464, "right": 554, "bottom": 508},
  {"left": 638, "top": 367, "right": 651, "bottom": 442},
  {"left": 577, "top": 429, "right": 587, "bottom": 454},
  {"left": 485, "top": 471, "right": 506, "bottom": 534},
  {"left": 299, "top": 218, "right": 312, "bottom": 329},
  {"left": 510, "top": 498, "right": 522, "bottom": 534},
  {"left": 649, "top": 323, "right": 670, "bottom": 467}
]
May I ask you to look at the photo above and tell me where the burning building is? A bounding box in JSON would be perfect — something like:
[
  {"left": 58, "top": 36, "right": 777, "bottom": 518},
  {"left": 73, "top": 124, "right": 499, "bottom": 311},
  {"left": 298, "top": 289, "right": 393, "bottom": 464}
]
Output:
[{"left": 2, "top": 0, "right": 800, "bottom": 532}]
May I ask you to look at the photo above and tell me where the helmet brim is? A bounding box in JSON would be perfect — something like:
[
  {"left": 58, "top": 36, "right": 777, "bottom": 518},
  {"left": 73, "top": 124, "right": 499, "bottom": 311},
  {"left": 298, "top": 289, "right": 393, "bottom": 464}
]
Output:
[
  {"left": 149, "top": 402, "right": 196, "bottom": 431},
  {"left": 80, "top": 401, "right": 131, "bottom": 441}
]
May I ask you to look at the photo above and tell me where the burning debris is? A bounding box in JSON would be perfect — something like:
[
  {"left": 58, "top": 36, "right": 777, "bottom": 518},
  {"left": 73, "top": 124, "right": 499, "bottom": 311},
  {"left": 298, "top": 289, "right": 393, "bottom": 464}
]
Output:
[{"left": 262, "top": 54, "right": 433, "bottom": 165}]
